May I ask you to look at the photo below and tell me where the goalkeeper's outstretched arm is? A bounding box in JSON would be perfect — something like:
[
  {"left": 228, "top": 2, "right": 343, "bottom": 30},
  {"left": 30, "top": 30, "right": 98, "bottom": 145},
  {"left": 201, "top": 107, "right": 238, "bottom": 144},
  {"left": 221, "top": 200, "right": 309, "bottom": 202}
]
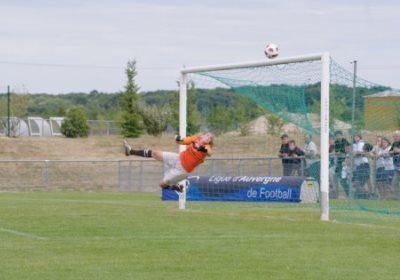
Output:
[
  {"left": 175, "top": 135, "right": 196, "bottom": 145},
  {"left": 175, "top": 133, "right": 213, "bottom": 156}
]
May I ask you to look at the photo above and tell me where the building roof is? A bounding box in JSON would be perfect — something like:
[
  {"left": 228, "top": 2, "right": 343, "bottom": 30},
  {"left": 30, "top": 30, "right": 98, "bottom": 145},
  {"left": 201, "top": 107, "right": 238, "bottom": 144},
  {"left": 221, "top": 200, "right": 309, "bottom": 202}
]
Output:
[{"left": 364, "top": 90, "right": 400, "bottom": 98}]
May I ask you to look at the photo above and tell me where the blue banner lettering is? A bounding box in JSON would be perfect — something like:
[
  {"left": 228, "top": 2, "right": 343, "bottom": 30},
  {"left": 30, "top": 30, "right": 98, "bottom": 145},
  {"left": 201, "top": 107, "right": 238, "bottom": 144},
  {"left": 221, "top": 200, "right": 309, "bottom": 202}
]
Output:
[{"left": 162, "top": 176, "right": 305, "bottom": 203}]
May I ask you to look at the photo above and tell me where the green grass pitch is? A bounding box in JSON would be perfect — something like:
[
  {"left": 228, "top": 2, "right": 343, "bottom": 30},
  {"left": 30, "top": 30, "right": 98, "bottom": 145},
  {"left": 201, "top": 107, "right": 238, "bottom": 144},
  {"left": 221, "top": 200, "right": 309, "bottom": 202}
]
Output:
[{"left": 1, "top": 192, "right": 400, "bottom": 280}]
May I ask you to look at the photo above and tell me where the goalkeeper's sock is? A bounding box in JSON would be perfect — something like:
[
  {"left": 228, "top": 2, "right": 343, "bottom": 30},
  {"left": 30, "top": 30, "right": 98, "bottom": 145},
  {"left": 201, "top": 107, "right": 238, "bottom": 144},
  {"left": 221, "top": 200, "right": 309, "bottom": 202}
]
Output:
[
  {"left": 162, "top": 185, "right": 183, "bottom": 192},
  {"left": 130, "top": 148, "right": 152, "bottom": 158},
  {"left": 170, "top": 184, "right": 184, "bottom": 192}
]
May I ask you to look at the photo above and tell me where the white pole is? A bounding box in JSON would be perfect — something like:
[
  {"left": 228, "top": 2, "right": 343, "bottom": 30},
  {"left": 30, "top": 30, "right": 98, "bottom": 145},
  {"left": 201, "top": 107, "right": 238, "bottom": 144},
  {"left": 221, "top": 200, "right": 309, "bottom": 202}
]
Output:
[
  {"left": 181, "top": 53, "right": 323, "bottom": 74},
  {"left": 349, "top": 60, "right": 357, "bottom": 198},
  {"left": 179, "top": 73, "right": 187, "bottom": 141},
  {"left": 320, "top": 52, "right": 330, "bottom": 221},
  {"left": 178, "top": 73, "right": 187, "bottom": 210}
]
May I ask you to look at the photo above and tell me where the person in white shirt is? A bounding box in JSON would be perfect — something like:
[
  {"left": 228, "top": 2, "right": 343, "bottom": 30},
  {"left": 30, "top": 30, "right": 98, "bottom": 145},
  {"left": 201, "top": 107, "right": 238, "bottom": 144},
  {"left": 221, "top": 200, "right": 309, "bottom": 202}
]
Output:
[
  {"left": 353, "top": 134, "right": 368, "bottom": 167},
  {"left": 303, "top": 133, "right": 319, "bottom": 182},
  {"left": 370, "top": 135, "right": 383, "bottom": 158},
  {"left": 352, "top": 134, "right": 371, "bottom": 196},
  {"left": 374, "top": 137, "right": 394, "bottom": 199},
  {"left": 304, "top": 134, "right": 318, "bottom": 160}
]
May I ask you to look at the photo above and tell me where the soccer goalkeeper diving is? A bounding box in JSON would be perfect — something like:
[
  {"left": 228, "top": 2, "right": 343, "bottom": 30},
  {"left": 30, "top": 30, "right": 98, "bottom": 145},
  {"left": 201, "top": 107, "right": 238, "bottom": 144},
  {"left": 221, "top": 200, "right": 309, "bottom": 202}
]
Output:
[{"left": 124, "top": 132, "right": 213, "bottom": 192}]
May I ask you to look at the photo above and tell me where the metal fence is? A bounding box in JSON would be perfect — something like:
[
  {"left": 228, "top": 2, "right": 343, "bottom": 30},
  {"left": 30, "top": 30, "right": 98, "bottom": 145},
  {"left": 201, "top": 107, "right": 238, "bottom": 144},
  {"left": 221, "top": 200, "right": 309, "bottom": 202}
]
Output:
[
  {"left": 0, "top": 157, "right": 294, "bottom": 192},
  {"left": 87, "top": 120, "right": 120, "bottom": 136},
  {"left": 1, "top": 156, "right": 397, "bottom": 200}
]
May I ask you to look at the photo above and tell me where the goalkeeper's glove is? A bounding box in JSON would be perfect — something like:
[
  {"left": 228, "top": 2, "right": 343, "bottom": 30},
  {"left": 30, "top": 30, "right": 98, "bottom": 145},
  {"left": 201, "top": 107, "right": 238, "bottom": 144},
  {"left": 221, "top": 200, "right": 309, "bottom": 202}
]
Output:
[
  {"left": 175, "top": 135, "right": 183, "bottom": 142},
  {"left": 198, "top": 145, "right": 208, "bottom": 153},
  {"left": 193, "top": 142, "right": 208, "bottom": 153}
]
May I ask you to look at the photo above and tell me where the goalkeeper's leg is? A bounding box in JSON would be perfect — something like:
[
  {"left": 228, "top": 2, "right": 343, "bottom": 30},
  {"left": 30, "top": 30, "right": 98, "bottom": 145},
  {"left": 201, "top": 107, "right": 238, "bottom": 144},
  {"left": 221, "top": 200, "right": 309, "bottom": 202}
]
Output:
[
  {"left": 160, "top": 181, "right": 184, "bottom": 192},
  {"left": 124, "top": 140, "right": 163, "bottom": 161},
  {"left": 160, "top": 157, "right": 188, "bottom": 193},
  {"left": 124, "top": 141, "right": 185, "bottom": 192}
]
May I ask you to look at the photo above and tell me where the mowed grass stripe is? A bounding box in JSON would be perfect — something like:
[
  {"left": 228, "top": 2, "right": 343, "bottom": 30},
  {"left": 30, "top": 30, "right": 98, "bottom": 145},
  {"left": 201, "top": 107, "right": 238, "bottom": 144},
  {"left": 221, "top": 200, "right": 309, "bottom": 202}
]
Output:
[
  {"left": 0, "top": 192, "right": 399, "bottom": 280},
  {"left": 0, "top": 227, "right": 48, "bottom": 240}
]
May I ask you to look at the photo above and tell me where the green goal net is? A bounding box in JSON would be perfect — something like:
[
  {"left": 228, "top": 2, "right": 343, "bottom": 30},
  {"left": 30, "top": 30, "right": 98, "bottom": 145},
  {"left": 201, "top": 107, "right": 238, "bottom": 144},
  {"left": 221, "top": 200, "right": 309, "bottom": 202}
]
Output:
[{"left": 180, "top": 55, "right": 400, "bottom": 221}]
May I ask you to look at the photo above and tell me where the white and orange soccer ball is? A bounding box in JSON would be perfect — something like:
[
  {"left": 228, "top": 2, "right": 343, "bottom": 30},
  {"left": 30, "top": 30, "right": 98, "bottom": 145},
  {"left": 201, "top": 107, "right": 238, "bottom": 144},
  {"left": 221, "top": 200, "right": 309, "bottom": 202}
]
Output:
[{"left": 264, "top": 43, "right": 279, "bottom": 59}]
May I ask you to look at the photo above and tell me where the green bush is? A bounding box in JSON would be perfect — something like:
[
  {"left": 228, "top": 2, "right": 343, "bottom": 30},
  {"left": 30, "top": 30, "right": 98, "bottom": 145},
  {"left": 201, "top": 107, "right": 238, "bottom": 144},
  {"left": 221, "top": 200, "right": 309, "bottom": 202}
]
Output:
[
  {"left": 206, "top": 105, "right": 236, "bottom": 135},
  {"left": 120, "top": 112, "right": 143, "bottom": 138},
  {"left": 61, "top": 107, "right": 90, "bottom": 138},
  {"left": 266, "top": 113, "right": 285, "bottom": 136},
  {"left": 140, "top": 105, "right": 168, "bottom": 136}
]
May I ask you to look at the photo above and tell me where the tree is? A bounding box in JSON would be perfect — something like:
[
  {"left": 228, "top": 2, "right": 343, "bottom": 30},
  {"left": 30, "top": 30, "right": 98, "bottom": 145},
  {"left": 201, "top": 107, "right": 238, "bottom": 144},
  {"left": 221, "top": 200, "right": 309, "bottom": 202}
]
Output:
[
  {"left": 168, "top": 81, "right": 201, "bottom": 134},
  {"left": 186, "top": 81, "right": 202, "bottom": 134},
  {"left": 266, "top": 113, "right": 285, "bottom": 136},
  {"left": 11, "top": 93, "right": 31, "bottom": 117},
  {"left": 168, "top": 91, "right": 179, "bottom": 132},
  {"left": 119, "top": 60, "right": 143, "bottom": 137},
  {"left": 61, "top": 107, "right": 90, "bottom": 138},
  {"left": 206, "top": 106, "right": 234, "bottom": 135},
  {"left": 0, "top": 87, "right": 32, "bottom": 118},
  {"left": 141, "top": 104, "right": 170, "bottom": 136}
]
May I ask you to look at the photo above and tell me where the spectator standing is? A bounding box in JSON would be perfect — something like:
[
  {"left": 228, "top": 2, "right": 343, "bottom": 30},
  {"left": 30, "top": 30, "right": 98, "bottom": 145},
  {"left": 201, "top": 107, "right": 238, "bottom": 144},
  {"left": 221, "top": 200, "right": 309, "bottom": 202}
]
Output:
[
  {"left": 329, "top": 135, "right": 337, "bottom": 198},
  {"left": 278, "top": 134, "right": 291, "bottom": 176},
  {"left": 352, "top": 134, "right": 371, "bottom": 197},
  {"left": 370, "top": 135, "right": 383, "bottom": 158},
  {"left": 333, "top": 130, "right": 350, "bottom": 196},
  {"left": 340, "top": 143, "right": 353, "bottom": 196},
  {"left": 304, "top": 133, "right": 319, "bottom": 182},
  {"left": 390, "top": 131, "right": 400, "bottom": 198},
  {"left": 374, "top": 137, "right": 394, "bottom": 199},
  {"left": 287, "top": 140, "right": 305, "bottom": 176},
  {"left": 304, "top": 133, "right": 318, "bottom": 160}
]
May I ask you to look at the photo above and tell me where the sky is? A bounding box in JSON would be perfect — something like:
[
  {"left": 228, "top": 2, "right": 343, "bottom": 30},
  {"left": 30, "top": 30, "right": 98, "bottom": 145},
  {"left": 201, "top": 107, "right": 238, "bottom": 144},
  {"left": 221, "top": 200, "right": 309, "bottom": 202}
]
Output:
[{"left": 0, "top": 0, "right": 399, "bottom": 94}]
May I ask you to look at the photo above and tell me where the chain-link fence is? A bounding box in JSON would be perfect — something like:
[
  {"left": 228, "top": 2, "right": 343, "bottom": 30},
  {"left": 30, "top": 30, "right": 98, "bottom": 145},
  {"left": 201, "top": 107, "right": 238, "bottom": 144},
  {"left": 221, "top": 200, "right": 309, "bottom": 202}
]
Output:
[
  {"left": 87, "top": 120, "right": 121, "bottom": 136},
  {"left": 0, "top": 157, "right": 302, "bottom": 192},
  {"left": 1, "top": 156, "right": 399, "bottom": 216},
  {"left": 1, "top": 156, "right": 398, "bottom": 200}
]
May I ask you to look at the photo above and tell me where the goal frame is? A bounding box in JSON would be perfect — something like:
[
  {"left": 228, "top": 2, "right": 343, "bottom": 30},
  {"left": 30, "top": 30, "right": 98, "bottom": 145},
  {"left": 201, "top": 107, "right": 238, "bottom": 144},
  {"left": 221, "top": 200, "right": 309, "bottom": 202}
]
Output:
[{"left": 178, "top": 53, "right": 330, "bottom": 221}]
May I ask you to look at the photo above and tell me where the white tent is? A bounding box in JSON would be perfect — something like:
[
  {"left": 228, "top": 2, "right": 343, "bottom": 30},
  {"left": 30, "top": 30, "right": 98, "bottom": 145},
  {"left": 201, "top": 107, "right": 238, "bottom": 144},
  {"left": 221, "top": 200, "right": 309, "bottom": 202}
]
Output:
[
  {"left": 1, "top": 117, "right": 29, "bottom": 137},
  {"left": 27, "top": 117, "right": 52, "bottom": 136},
  {"left": 49, "top": 117, "right": 64, "bottom": 136}
]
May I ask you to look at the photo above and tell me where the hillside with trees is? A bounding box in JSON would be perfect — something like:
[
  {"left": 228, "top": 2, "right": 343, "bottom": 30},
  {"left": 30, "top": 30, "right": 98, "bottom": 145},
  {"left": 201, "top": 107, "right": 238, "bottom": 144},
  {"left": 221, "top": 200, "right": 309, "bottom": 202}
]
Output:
[{"left": 0, "top": 83, "right": 388, "bottom": 135}]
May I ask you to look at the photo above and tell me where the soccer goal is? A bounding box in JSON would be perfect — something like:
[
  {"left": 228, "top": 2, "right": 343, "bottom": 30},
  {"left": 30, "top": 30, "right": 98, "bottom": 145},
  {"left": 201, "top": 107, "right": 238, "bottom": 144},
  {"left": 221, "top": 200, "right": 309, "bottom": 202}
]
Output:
[
  {"left": 170, "top": 52, "right": 396, "bottom": 221},
  {"left": 177, "top": 53, "right": 331, "bottom": 220}
]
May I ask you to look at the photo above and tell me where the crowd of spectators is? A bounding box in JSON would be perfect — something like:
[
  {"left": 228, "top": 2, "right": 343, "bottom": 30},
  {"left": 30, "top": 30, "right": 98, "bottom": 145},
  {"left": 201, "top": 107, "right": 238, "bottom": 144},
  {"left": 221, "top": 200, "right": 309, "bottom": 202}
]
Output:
[{"left": 277, "top": 130, "right": 400, "bottom": 200}]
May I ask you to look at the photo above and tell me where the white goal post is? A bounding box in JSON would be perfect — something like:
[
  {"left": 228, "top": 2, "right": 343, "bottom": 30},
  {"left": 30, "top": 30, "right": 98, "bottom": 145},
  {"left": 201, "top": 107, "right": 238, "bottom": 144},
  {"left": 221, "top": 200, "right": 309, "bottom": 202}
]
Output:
[{"left": 178, "top": 53, "right": 330, "bottom": 221}]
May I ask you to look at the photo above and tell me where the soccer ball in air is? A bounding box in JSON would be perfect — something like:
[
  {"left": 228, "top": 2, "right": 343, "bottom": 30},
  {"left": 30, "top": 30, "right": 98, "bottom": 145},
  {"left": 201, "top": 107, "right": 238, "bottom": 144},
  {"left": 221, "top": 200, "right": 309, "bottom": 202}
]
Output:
[{"left": 264, "top": 43, "right": 279, "bottom": 59}]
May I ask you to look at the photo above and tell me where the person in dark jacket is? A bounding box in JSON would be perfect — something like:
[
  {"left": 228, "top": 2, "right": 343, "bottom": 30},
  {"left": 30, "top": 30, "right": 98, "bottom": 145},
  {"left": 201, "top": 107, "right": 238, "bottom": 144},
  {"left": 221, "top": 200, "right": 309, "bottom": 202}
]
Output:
[
  {"left": 278, "top": 134, "right": 291, "bottom": 176},
  {"left": 333, "top": 130, "right": 350, "bottom": 195},
  {"left": 390, "top": 130, "right": 400, "bottom": 198},
  {"left": 287, "top": 140, "right": 305, "bottom": 176}
]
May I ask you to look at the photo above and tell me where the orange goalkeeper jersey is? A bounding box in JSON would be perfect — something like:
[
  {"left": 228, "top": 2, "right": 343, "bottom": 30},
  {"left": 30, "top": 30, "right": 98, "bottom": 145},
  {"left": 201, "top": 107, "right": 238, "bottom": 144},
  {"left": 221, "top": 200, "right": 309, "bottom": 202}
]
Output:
[{"left": 178, "top": 135, "right": 212, "bottom": 173}]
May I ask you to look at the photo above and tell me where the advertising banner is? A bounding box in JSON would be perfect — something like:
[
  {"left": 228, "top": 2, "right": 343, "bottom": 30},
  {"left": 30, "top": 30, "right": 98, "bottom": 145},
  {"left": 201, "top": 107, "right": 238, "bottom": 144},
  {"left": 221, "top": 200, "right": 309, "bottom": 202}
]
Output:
[{"left": 162, "top": 175, "right": 309, "bottom": 203}]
